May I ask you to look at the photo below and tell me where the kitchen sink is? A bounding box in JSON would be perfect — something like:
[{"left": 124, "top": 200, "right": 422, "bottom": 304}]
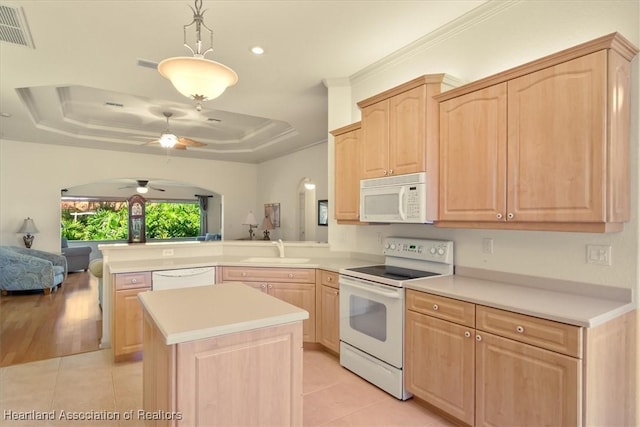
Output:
[{"left": 242, "top": 257, "right": 311, "bottom": 264}]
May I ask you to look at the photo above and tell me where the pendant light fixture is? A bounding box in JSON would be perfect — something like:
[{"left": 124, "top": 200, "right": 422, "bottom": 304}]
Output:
[{"left": 158, "top": 0, "right": 238, "bottom": 111}]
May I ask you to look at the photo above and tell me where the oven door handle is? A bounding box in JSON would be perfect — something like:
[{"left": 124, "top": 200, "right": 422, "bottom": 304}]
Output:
[{"left": 341, "top": 278, "right": 402, "bottom": 299}]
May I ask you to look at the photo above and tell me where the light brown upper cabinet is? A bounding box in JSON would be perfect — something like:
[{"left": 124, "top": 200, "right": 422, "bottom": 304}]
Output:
[
  {"left": 330, "top": 122, "right": 362, "bottom": 223},
  {"left": 436, "top": 33, "right": 638, "bottom": 232}
]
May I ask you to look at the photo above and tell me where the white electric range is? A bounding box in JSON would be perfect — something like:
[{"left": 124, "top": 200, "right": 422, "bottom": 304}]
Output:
[{"left": 339, "top": 237, "right": 454, "bottom": 400}]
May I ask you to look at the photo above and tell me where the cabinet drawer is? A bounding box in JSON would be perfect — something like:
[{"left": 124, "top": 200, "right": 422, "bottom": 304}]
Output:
[
  {"left": 406, "top": 290, "right": 475, "bottom": 328},
  {"left": 320, "top": 270, "right": 339, "bottom": 289},
  {"left": 222, "top": 267, "right": 315, "bottom": 284},
  {"left": 114, "top": 272, "right": 151, "bottom": 290},
  {"left": 476, "top": 305, "right": 582, "bottom": 358}
]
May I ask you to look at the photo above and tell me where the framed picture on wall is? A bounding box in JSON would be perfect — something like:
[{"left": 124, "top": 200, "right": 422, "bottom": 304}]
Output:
[
  {"left": 318, "top": 200, "right": 328, "bottom": 226},
  {"left": 264, "top": 203, "right": 280, "bottom": 228}
]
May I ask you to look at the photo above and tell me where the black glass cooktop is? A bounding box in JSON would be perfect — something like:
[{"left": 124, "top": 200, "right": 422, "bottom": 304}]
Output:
[{"left": 346, "top": 265, "right": 441, "bottom": 281}]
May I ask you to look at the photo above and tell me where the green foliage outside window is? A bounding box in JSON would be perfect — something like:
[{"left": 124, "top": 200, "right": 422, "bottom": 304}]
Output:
[{"left": 61, "top": 200, "right": 200, "bottom": 241}]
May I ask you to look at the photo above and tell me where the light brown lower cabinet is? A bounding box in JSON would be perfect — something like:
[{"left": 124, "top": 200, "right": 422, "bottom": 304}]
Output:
[
  {"left": 142, "top": 311, "right": 303, "bottom": 427},
  {"left": 221, "top": 267, "right": 316, "bottom": 342},
  {"left": 405, "top": 311, "right": 475, "bottom": 424},
  {"left": 316, "top": 270, "right": 340, "bottom": 353},
  {"left": 405, "top": 289, "right": 636, "bottom": 427},
  {"left": 112, "top": 272, "right": 151, "bottom": 361}
]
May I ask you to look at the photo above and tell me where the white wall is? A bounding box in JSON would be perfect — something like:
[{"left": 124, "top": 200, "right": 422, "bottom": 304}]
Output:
[
  {"left": 256, "top": 142, "right": 328, "bottom": 242},
  {"left": 0, "top": 140, "right": 258, "bottom": 251},
  {"left": 328, "top": 0, "right": 640, "bottom": 290}
]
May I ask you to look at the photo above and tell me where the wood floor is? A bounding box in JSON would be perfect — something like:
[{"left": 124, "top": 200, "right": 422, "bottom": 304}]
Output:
[{"left": 0, "top": 271, "right": 102, "bottom": 367}]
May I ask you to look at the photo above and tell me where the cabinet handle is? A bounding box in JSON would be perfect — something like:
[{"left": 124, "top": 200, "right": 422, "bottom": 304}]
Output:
[
  {"left": 268, "top": 284, "right": 273, "bottom": 289},
  {"left": 241, "top": 272, "right": 247, "bottom": 277},
  {"left": 383, "top": 170, "right": 388, "bottom": 176},
  {"left": 389, "top": 169, "right": 393, "bottom": 175},
  {"left": 516, "top": 325, "right": 525, "bottom": 333},
  {"left": 496, "top": 213, "right": 503, "bottom": 220},
  {"left": 131, "top": 278, "right": 138, "bottom": 284},
  {"left": 464, "top": 331, "right": 471, "bottom": 338},
  {"left": 476, "top": 335, "right": 482, "bottom": 342},
  {"left": 327, "top": 276, "right": 333, "bottom": 281},
  {"left": 507, "top": 212, "right": 515, "bottom": 220},
  {"left": 261, "top": 283, "right": 266, "bottom": 289},
  {"left": 334, "top": 290, "right": 339, "bottom": 296},
  {"left": 432, "top": 304, "right": 439, "bottom": 311},
  {"left": 288, "top": 273, "right": 294, "bottom": 278}
]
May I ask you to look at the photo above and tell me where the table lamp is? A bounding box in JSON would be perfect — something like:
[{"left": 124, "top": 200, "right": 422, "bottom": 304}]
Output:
[
  {"left": 243, "top": 211, "right": 258, "bottom": 240},
  {"left": 261, "top": 215, "right": 274, "bottom": 240},
  {"left": 18, "top": 217, "right": 39, "bottom": 248}
]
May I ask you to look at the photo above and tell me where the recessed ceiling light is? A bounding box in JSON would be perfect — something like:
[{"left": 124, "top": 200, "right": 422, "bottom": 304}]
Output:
[{"left": 250, "top": 46, "right": 265, "bottom": 55}]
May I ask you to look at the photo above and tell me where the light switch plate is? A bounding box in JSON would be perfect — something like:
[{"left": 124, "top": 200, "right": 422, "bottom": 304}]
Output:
[
  {"left": 586, "top": 244, "right": 611, "bottom": 266},
  {"left": 482, "top": 238, "right": 494, "bottom": 254},
  {"left": 162, "top": 249, "right": 174, "bottom": 257}
]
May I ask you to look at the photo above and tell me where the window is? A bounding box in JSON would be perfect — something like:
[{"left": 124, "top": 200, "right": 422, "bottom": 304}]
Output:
[{"left": 61, "top": 197, "right": 201, "bottom": 241}]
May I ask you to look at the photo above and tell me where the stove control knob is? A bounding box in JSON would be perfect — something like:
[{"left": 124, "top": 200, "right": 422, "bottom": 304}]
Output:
[
  {"left": 390, "top": 244, "right": 396, "bottom": 250},
  {"left": 384, "top": 243, "right": 390, "bottom": 249},
  {"left": 437, "top": 247, "right": 445, "bottom": 256},
  {"left": 429, "top": 247, "right": 436, "bottom": 255}
]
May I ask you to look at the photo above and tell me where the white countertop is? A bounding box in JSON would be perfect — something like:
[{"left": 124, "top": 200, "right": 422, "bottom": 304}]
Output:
[
  {"left": 138, "top": 283, "right": 309, "bottom": 345},
  {"left": 108, "top": 255, "right": 375, "bottom": 274},
  {"left": 404, "top": 273, "right": 635, "bottom": 328}
]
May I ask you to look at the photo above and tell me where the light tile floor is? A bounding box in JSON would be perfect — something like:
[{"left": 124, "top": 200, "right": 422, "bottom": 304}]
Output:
[{"left": 0, "top": 349, "right": 456, "bottom": 427}]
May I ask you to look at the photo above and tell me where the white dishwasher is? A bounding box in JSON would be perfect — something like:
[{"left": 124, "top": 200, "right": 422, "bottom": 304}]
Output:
[{"left": 152, "top": 266, "right": 216, "bottom": 291}]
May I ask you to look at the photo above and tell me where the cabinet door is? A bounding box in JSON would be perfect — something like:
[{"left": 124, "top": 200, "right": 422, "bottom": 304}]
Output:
[
  {"left": 475, "top": 332, "right": 581, "bottom": 427},
  {"left": 405, "top": 310, "right": 475, "bottom": 425},
  {"left": 439, "top": 83, "right": 507, "bottom": 221},
  {"left": 389, "top": 85, "right": 426, "bottom": 176},
  {"left": 114, "top": 288, "right": 148, "bottom": 357},
  {"left": 335, "top": 127, "right": 362, "bottom": 221},
  {"left": 176, "top": 322, "right": 303, "bottom": 426},
  {"left": 269, "top": 283, "right": 315, "bottom": 342},
  {"left": 319, "top": 285, "right": 340, "bottom": 353},
  {"left": 507, "top": 51, "right": 606, "bottom": 223},
  {"left": 361, "top": 100, "right": 389, "bottom": 179}
]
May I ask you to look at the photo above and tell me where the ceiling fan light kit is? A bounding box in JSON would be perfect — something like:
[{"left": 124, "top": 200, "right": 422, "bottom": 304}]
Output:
[{"left": 158, "top": 0, "right": 238, "bottom": 110}]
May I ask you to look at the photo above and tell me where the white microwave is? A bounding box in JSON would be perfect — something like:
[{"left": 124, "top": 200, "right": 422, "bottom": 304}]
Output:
[{"left": 360, "top": 172, "right": 430, "bottom": 223}]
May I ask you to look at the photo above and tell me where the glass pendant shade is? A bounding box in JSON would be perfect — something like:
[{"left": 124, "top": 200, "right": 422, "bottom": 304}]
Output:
[
  {"left": 158, "top": 56, "right": 238, "bottom": 101},
  {"left": 159, "top": 132, "right": 178, "bottom": 148}
]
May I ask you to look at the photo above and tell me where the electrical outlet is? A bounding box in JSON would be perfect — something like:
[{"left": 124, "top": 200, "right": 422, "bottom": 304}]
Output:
[
  {"left": 482, "top": 238, "right": 494, "bottom": 254},
  {"left": 586, "top": 244, "right": 611, "bottom": 266},
  {"left": 162, "top": 249, "right": 174, "bottom": 257}
]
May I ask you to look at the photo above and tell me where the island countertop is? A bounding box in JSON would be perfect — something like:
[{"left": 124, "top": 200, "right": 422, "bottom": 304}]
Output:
[{"left": 138, "top": 283, "right": 309, "bottom": 345}]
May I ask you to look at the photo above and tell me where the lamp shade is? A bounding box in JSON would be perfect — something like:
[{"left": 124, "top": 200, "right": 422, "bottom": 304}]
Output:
[
  {"left": 159, "top": 132, "right": 178, "bottom": 148},
  {"left": 158, "top": 56, "right": 238, "bottom": 101},
  {"left": 18, "top": 217, "right": 39, "bottom": 234},
  {"left": 243, "top": 211, "right": 258, "bottom": 226},
  {"left": 261, "top": 215, "right": 274, "bottom": 230}
]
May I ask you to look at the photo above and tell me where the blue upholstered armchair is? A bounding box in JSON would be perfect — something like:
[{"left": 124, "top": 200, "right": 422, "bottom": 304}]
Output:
[{"left": 0, "top": 246, "right": 67, "bottom": 294}]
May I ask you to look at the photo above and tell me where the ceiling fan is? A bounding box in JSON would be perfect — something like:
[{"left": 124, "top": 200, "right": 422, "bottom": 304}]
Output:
[
  {"left": 119, "top": 179, "right": 166, "bottom": 194},
  {"left": 145, "top": 112, "right": 207, "bottom": 150}
]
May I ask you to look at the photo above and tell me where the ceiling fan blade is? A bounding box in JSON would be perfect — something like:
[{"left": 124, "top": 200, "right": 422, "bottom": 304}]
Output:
[
  {"left": 177, "top": 137, "right": 206, "bottom": 147},
  {"left": 149, "top": 186, "right": 166, "bottom": 192}
]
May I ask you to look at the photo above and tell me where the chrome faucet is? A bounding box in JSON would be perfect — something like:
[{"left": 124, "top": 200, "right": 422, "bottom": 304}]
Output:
[{"left": 272, "top": 239, "right": 285, "bottom": 258}]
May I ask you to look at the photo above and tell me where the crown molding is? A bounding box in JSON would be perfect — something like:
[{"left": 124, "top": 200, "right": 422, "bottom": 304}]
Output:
[{"left": 350, "top": 0, "right": 522, "bottom": 85}]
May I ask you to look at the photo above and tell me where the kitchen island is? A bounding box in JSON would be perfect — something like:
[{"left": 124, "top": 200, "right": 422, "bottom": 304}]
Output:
[{"left": 138, "top": 283, "right": 309, "bottom": 427}]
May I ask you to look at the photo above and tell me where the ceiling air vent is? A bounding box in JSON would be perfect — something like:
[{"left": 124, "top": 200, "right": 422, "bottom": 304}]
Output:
[{"left": 0, "top": 4, "right": 34, "bottom": 48}]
